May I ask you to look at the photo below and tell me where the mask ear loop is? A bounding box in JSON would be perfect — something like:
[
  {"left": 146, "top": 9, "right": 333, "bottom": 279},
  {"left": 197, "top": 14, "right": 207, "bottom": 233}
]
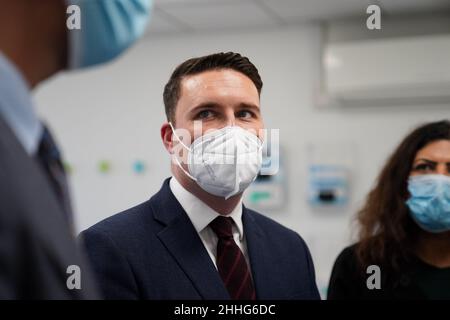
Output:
[{"left": 169, "top": 122, "right": 198, "bottom": 182}]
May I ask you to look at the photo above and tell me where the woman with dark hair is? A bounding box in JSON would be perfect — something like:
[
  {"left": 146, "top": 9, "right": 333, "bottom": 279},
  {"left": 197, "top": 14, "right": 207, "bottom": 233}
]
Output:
[{"left": 328, "top": 120, "right": 450, "bottom": 299}]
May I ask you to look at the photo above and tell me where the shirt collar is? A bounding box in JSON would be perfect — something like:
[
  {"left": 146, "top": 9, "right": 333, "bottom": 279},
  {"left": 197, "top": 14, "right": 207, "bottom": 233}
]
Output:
[
  {"left": 169, "top": 176, "right": 244, "bottom": 240},
  {"left": 0, "top": 52, "right": 42, "bottom": 155}
]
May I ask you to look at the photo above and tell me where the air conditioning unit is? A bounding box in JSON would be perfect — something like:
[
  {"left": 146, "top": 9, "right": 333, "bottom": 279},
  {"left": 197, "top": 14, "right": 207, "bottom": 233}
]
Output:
[{"left": 322, "top": 34, "right": 450, "bottom": 106}]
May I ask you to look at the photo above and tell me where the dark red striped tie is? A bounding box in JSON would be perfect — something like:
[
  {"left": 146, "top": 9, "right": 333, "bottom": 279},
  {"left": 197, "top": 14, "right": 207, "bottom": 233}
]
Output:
[{"left": 209, "top": 216, "right": 256, "bottom": 300}]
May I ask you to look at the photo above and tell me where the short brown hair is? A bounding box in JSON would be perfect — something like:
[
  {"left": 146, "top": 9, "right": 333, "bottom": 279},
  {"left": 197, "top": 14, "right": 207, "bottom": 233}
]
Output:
[{"left": 163, "top": 52, "right": 263, "bottom": 123}]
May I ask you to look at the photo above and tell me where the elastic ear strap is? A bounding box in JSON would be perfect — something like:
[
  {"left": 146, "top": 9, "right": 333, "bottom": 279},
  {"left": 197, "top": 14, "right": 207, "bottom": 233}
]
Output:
[
  {"left": 172, "top": 152, "right": 197, "bottom": 182},
  {"left": 169, "top": 122, "right": 197, "bottom": 182},
  {"left": 169, "top": 122, "right": 191, "bottom": 151}
]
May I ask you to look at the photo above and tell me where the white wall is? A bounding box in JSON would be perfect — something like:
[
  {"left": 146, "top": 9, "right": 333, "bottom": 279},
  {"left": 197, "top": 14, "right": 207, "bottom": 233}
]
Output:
[{"left": 34, "top": 24, "right": 450, "bottom": 296}]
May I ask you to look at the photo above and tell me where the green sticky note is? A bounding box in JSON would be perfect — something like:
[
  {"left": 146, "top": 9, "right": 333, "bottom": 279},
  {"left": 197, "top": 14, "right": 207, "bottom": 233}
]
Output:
[{"left": 98, "top": 160, "right": 111, "bottom": 174}]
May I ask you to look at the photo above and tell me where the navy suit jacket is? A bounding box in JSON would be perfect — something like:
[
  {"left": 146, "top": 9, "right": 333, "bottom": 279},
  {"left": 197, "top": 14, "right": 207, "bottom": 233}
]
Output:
[{"left": 80, "top": 178, "right": 320, "bottom": 300}]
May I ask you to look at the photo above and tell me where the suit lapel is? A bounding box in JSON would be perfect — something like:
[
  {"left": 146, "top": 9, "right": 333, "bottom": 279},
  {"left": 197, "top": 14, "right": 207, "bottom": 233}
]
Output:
[
  {"left": 243, "top": 207, "right": 274, "bottom": 300},
  {"left": 153, "top": 180, "right": 230, "bottom": 300}
]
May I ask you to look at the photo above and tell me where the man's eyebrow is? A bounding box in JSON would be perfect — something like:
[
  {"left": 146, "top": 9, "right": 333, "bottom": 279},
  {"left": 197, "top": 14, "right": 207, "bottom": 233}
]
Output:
[
  {"left": 188, "top": 102, "right": 261, "bottom": 115},
  {"left": 188, "top": 102, "right": 222, "bottom": 115},
  {"left": 236, "top": 102, "right": 260, "bottom": 113}
]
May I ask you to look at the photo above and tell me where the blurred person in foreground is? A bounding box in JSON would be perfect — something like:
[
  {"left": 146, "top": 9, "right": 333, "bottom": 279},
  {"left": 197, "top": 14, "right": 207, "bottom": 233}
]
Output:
[
  {"left": 328, "top": 120, "right": 450, "bottom": 299},
  {"left": 80, "top": 52, "right": 321, "bottom": 300},
  {"left": 0, "top": 0, "right": 152, "bottom": 299}
]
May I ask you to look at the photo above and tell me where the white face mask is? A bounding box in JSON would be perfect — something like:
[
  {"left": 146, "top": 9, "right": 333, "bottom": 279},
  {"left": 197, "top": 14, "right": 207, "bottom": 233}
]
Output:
[{"left": 170, "top": 123, "right": 263, "bottom": 199}]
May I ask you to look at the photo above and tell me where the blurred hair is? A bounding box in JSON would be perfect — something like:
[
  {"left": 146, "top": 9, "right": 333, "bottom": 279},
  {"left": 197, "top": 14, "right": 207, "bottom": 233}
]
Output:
[
  {"left": 163, "top": 52, "right": 262, "bottom": 123},
  {"left": 356, "top": 120, "right": 450, "bottom": 272}
]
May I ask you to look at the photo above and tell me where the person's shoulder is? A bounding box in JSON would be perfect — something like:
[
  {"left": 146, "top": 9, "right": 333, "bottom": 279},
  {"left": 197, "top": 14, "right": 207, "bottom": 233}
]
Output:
[
  {"left": 333, "top": 243, "right": 359, "bottom": 267},
  {"left": 327, "top": 243, "right": 368, "bottom": 299},
  {"left": 336, "top": 243, "right": 358, "bottom": 261},
  {"left": 81, "top": 199, "right": 153, "bottom": 240},
  {"left": 331, "top": 243, "right": 362, "bottom": 277}
]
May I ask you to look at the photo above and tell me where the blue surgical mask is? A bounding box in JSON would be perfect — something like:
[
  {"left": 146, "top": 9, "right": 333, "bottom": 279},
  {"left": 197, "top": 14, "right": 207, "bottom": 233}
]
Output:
[
  {"left": 67, "top": 0, "right": 152, "bottom": 69},
  {"left": 406, "top": 174, "right": 450, "bottom": 233}
]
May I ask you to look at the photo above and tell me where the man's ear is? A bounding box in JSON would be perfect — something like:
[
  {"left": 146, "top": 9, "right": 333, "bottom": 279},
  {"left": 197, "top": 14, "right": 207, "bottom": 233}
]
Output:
[{"left": 161, "top": 123, "right": 173, "bottom": 153}]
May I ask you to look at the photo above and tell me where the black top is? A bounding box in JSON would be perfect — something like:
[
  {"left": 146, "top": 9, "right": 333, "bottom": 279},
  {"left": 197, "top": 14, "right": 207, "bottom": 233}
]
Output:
[{"left": 327, "top": 244, "right": 450, "bottom": 300}]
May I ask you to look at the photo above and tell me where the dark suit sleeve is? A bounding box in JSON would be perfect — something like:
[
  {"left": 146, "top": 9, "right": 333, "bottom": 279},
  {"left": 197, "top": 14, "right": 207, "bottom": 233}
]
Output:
[
  {"left": 79, "top": 228, "right": 139, "bottom": 300},
  {"left": 296, "top": 234, "right": 321, "bottom": 299},
  {"left": 0, "top": 212, "right": 19, "bottom": 299},
  {"left": 327, "top": 246, "right": 362, "bottom": 300}
]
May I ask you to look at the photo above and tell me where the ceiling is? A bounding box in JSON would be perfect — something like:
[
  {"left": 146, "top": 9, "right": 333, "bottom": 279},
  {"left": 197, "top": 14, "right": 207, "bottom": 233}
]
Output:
[{"left": 147, "top": 0, "right": 450, "bottom": 35}]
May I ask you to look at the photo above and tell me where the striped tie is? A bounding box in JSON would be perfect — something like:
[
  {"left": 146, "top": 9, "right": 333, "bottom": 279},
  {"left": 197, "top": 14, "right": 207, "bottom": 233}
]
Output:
[{"left": 209, "top": 216, "right": 256, "bottom": 300}]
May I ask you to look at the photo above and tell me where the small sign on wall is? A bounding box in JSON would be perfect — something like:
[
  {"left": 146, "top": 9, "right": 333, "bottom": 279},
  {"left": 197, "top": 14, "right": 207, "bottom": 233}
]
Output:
[
  {"left": 308, "top": 164, "right": 349, "bottom": 206},
  {"left": 306, "top": 142, "right": 355, "bottom": 208}
]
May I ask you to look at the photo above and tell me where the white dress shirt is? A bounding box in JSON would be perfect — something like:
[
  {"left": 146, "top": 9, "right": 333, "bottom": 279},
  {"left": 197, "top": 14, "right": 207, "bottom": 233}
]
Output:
[
  {"left": 0, "top": 52, "right": 42, "bottom": 155},
  {"left": 169, "top": 176, "right": 251, "bottom": 271}
]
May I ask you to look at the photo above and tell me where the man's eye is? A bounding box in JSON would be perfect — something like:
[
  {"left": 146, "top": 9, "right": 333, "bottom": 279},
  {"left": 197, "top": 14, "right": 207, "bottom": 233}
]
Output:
[
  {"left": 197, "top": 110, "right": 214, "bottom": 119},
  {"left": 237, "top": 110, "right": 254, "bottom": 119}
]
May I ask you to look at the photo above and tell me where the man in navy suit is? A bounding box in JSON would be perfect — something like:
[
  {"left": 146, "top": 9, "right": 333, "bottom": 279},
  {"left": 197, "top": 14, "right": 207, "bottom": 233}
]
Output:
[{"left": 80, "top": 52, "right": 320, "bottom": 300}]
